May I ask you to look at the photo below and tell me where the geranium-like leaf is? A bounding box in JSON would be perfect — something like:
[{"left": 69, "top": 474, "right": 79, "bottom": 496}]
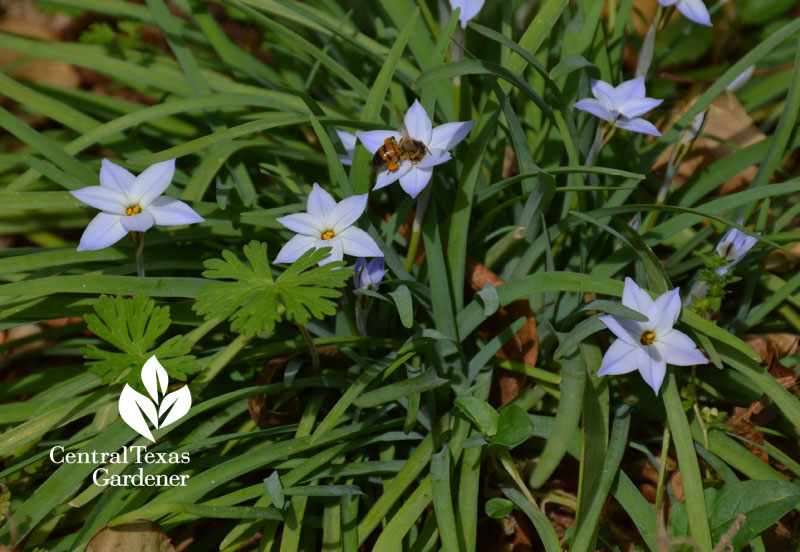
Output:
[
  {"left": 119, "top": 384, "right": 157, "bottom": 442},
  {"left": 141, "top": 355, "right": 168, "bottom": 404},
  {"left": 193, "top": 241, "right": 353, "bottom": 336},
  {"left": 81, "top": 295, "right": 198, "bottom": 388},
  {"left": 158, "top": 386, "right": 192, "bottom": 428}
]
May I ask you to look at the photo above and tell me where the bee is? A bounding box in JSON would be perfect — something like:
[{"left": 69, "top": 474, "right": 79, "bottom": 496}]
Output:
[{"left": 371, "top": 122, "right": 429, "bottom": 172}]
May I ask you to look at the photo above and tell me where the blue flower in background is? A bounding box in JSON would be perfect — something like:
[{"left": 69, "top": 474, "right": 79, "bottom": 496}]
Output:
[
  {"left": 574, "top": 77, "right": 664, "bottom": 136},
  {"left": 659, "top": 0, "right": 712, "bottom": 27},
  {"left": 716, "top": 225, "right": 759, "bottom": 267},
  {"left": 354, "top": 257, "right": 388, "bottom": 294}
]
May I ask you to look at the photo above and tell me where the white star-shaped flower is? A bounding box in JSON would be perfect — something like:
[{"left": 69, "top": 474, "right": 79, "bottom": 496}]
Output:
[
  {"left": 598, "top": 278, "right": 708, "bottom": 395},
  {"left": 336, "top": 130, "right": 357, "bottom": 165},
  {"left": 356, "top": 100, "right": 474, "bottom": 198},
  {"left": 659, "top": 0, "right": 712, "bottom": 27},
  {"left": 449, "top": 0, "right": 485, "bottom": 28},
  {"left": 70, "top": 159, "right": 204, "bottom": 251},
  {"left": 574, "top": 77, "right": 664, "bottom": 136},
  {"left": 275, "top": 183, "right": 383, "bottom": 265}
]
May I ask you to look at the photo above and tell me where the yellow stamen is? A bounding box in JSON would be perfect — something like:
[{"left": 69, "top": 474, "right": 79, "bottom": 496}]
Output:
[
  {"left": 321, "top": 230, "right": 335, "bottom": 240},
  {"left": 640, "top": 330, "right": 656, "bottom": 346},
  {"left": 126, "top": 205, "right": 142, "bottom": 216}
]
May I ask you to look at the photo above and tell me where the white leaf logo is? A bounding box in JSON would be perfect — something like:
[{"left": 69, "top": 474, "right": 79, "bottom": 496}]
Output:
[{"left": 118, "top": 355, "right": 192, "bottom": 442}]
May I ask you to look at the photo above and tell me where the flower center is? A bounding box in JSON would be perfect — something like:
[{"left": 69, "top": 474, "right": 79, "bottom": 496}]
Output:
[
  {"left": 640, "top": 330, "right": 656, "bottom": 346},
  {"left": 125, "top": 205, "right": 142, "bottom": 216},
  {"left": 321, "top": 230, "right": 335, "bottom": 240}
]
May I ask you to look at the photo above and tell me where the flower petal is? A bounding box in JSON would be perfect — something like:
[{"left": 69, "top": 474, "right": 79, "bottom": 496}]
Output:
[
  {"left": 148, "top": 196, "right": 205, "bottom": 226},
  {"left": 404, "top": 100, "right": 432, "bottom": 144},
  {"left": 100, "top": 159, "right": 135, "bottom": 193},
  {"left": 727, "top": 65, "right": 756, "bottom": 93},
  {"left": 620, "top": 97, "right": 663, "bottom": 118},
  {"left": 277, "top": 212, "right": 325, "bottom": 236},
  {"left": 356, "top": 130, "right": 400, "bottom": 153},
  {"left": 77, "top": 212, "right": 128, "bottom": 251},
  {"left": 652, "top": 288, "right": 682, "bottom": 336},
  {"left": 676, "top": 0, "right": 712, "bottom": 26},
  {"left": 274, "top": 234, "right": 317, "bottom": 264},
  {"left": 590, "top": 79, "right": 622, "bottom": 110},
  {"left": 428, "top": 121, "right": 475, "bottom": 151},
  {"left": 367, "top": 257, "right": 388, "bottom": 282},
  {"left": 128, "top": 159, "right": 176, "bottom": 207},
  {"left": 615, "top": 77, "right": 646, "bottom": 103},
  {"left": 306, "top": 183, "right": 337, "bottom": 221},
  {"left": 120, "top": 211, "right": 155, "bottom": 233},
  {"left": 655, "top": 329, "right": 709, "bottom": 366},
  {"left": 415, "top": 150, "right": 451, "bottom": 169},
  {"left": 71, "top": 186, "right": 127, "bottom": 214},
  {"left": 399, "top": 166, "right": 433, "bottom": 198},
  {"left": 637, "top": 345, "right": 667, "bottom": 395},
  {"left": 616, "top": 117, "right": 662, "bottom": 136},
  {"left": 337, "top": 226, "right": 383, "bottom": 257},
  {"left": 621, "top": 277, "right": 655, "bottom": 318},
  {"left": 354, "top": 257, "right": 368, "bottom": 288},
  {"left": 573, "top": 98, "right": 613, "bottom": 122},
  {"left": 599, "top": 314, "right": 644, "bottom": 347},
  {"left": 330, "top": 194, "right": 368, "bottom": 234},
  {"left": 450, "top": 0, "right": 485, "bottom": 27},
  {"left": 373, "top": 162, "right": 412, "bottom": 191},
  {"left": 597, "top": 338, "right": 639, "bottom": 376},
  {"left": 336, "top": 130, "right": 357, "bottom": 155},
  {"left": 317, "top": 237, "right": 344, "bottom": 265}
]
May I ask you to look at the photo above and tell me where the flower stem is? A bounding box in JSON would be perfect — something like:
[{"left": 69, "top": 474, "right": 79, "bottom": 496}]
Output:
[
  {"left": 134, "top": 231, "right": 146, "bottom": 277},
  {"left": 496, "top": 446, "right": 539, "bottom": 507},
  {"left": 450, "top": 25, "right": 465, "bottom": 86},
  {"left": 584, "top": 123, "right": 616, "bottom": 170},
  {"left": 297, "top": 323, "right": 320, "bottom": 373},
  {"left": 405, "top": 184, "right": 433, "bottom": 272},
  {"left": 354, "top": 295, "right": 372, "bottom": 338},
  {"left": 654, "top": 423, "right": 671, "bottom": 519}
]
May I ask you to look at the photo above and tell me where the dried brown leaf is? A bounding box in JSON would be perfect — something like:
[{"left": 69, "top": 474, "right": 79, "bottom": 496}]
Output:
[
  {"left": 86, "top": 520, "right": 175, "bottom": 552},
  {"left": 742, "top": 333, "right": 800, "bottom": 366},
  {"left": 0, "top": 6, "right": 79, "bottom": 88},
  {"left": 653, "top": 92, "right": 766, "bottom": 194},
  {"left": 466, "top": 257, "right": 538, "bottom": 404}
]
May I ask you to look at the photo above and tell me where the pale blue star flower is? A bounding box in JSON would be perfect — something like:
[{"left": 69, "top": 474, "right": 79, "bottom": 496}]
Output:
[
  {"left": 356, "top": 100, "right": 474, "bottom": 198},
  {"left": 275, "top": 183, "right": 383, "bottom": 266},
  {"left": 449, "top": 0, "right": 485, "bottom": 28},
  {"left": 574, "top": 77, "right": 664, "bottom": 136},
  {"left": 598, "top": 278, "right": 708, "bottom": 395},
  {"left": 70, "top": 159, "right": 204, "bottom": 251},
  {"left": 659, "top": 0, "right": 712, "bottom": 27},
  {"left": 354, "top": 257, "right": 388, "bottom": 294}
]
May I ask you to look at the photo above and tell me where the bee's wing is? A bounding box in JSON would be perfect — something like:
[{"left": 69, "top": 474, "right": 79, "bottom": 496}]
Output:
[{"left": 391, "top": 104, "right": 409, "bottom": 139}]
